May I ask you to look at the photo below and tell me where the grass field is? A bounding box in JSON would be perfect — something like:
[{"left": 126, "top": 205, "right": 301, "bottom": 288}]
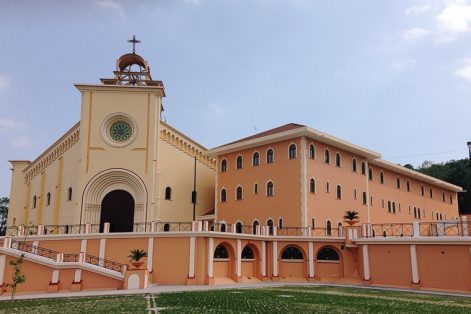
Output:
[{"left": 1, "top": 285, "right": 470, "bottom": 313}]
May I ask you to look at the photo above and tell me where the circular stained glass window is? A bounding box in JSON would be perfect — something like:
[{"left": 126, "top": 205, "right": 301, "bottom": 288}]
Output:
[{"left": 109, "top": 121, "right": 133, "bottom": 142}]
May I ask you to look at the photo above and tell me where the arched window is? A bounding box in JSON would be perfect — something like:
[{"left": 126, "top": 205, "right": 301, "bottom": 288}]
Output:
[
  {"left": 252, "top": 220, "right": 259, "bottom": 235},
  {"left": 440, "top": 213, "right": 443, "bottom": 220},
  {"left": 336, "top": 185, "right": 342, "bottom": 199},
  {"left": 418, "top": 208, "right": 421, "bottom": 219},
  {"left": 252, "top": 152, "right": 260, "bottom": 166},
  {"left": 406, "top": 180, "right": 411, "bottom": 192},
  {"left": 46, "top": 192, "right": 51, "bottom": 206},
  {"left": 267, "top": 148, "right": 274, "bottom": 164},
  {"left": 236, "top": 155, "right": 243, "bottom": 169},
  {"left": 266, "top": 181, "right": 274, "bottom": 197},
  {"left": 67, "top": 187, "right": 73, "bottom": 201},
  {"left": 241, "top": 246, "right": 254, "bottom": 259},
  {"left": 267, "top": 219, "right": 274, "bottom": 236},
  {"left": 450, "top": 194, "right": 453, "bottom": 204},
  {"left": 32, "top": 195, "right": 37, "bottom": 208},
  {"left": 311, "top": 217, "right": 315, "bottom": 229},
  {"left": 326, "top": 221, "right": 332, "bottom": 236},
  {"left": 214, "top": 244, "right": 229, "bottom": 259},
  {"left": 309, "top": 178, "right": 316, "bottom": 193},
  {"left": 163, "top": 223, "right": 170, "bottom": 232},
  {"left": 164, "top": 187, "right": 172, "bottom": 200},
  {"left": 309, "top": 144, "right": 315, "bottom": 159},
  {"left": 352, "top": 158, "right": 357, "bottom": 172},
  {"left": 335, "top": 152, "right": 341, "bottom": 167},
  {"left": 388, "top": 201, "right": 392, "bottom": 213},
  {"left": 317, "top": 247, "right": 340, "bottom": 261},
  {"left": 288, "top": 144, "right": 297, "bottom": 159},
  {"left": 392, "top": 202, "right": 396, "bottom": 213},
  {"left": 368, "top": 168, "right": 373, "bottom": 181},
  {"left": 396, "top": 177, "right": 401, "bottom": 189},
  {"left": 429, "top": 187, "right": 433, "bottom": 198},
  {"left": 236, "top": 186, "right": 243, "bottom": 200},
  {"left": 326, "top": 181, "right": 330, "bottom": 193},
  {"left": 281, "top": 246, "right": 304, "bottom": 260},
  {"left": 324, "top": 149, "right": 330, "bottom": 164},
  {"left": 361, "top": 161, "right": 366, "bottom": 175},
  {"left": 414, "top": 207, "right": 417, "bottom": 218},
  {"left": 221, "top": 189, "right": 227, "bottom": 202},
  {"left": 236, "top": 222, "right": 242, "bottom": 233},
  {"left": 220, "top": 223, "right": 227, "bottom": 232},
  {"left": 254, "top": 183, "right": 258, "bottom": 194},
  {"left": 442, "top": 191, "right": 446, "bottom": 202},
  {"left": 354, "top": 189, "right": 357, "bottom": 199},
  {"left": 362, "top": 191, "right": 367, "bottom": 205},
  {"left": 380, "top": 171, "right": 384, "bottom": 184},
  {"left": 278, "top": 218, "right": 283, "bottom": 229},
  {"left": 221, "top": 159, "right": 227, "bottom": 172}
]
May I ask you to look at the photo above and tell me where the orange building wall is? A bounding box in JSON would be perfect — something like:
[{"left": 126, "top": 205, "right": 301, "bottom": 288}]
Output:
[{"left": 217, "top": 138, "right": 302, "bottom": 227}]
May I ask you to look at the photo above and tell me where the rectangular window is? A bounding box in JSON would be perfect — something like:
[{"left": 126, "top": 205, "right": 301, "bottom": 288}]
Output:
[{"left": 254, "top": 183, "right": 258, "bottom": 194}]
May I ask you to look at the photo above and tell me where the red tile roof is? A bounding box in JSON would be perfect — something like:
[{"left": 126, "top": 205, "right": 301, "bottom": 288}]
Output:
[{"left": 216, "top": 123, "right": 306, "bottom": 148}]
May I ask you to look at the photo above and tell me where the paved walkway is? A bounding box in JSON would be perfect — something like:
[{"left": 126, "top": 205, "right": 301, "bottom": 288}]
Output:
[{"left": 1, "top": 282, "right": 470, "bottom": 301}]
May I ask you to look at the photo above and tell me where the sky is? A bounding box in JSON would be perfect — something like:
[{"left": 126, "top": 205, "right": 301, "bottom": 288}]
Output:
[{"left": 0, "top": 0, "right": 471, "bottom": 197}]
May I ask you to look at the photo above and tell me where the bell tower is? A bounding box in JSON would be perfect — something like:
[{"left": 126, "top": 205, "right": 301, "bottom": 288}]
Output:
[{"left": 75, "top": 36, "right": 165, "bottom": 226}]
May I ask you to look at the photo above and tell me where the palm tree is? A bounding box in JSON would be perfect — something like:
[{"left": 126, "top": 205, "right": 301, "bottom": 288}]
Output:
[{"left": 343, "top": 210, "right": 359, "bottom": 225}]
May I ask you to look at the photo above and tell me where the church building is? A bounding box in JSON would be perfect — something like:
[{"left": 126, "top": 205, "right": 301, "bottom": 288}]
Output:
[{"left": 8, "top": 49, "right": 216, "bottom": 232}]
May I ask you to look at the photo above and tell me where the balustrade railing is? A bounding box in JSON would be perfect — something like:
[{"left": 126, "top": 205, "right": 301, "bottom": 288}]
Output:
[
  {"left": 155, "top": 222, "right": 193, "bottom": 232},
  {"left": 84, "top": 254, "right": 125, "bottom": 273},
  {"left": 368, "top": 223, "right": 414, "bottom": 238},
  {"left": 44, "top": 224, "right": 84, "bottom": 235},
  {"left": 3, "top": 220, "right": 468, "bottom": 239},
  {"left": 419, "top": 221, "right": 469, "bottom": 237},
  {"left": 11, "top": 241, "right": 59, "bottom": 261},
  {"left": 9, "top": 240, "right": 124, "bottom": 273}
]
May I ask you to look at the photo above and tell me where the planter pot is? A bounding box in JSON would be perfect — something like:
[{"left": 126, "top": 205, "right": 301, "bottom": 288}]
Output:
[
  {"left": 131, "top": 261, "right": 144, "bottom": 269},
  {"left": 344, "top": 220, "right": 358, "bottom": 226}
]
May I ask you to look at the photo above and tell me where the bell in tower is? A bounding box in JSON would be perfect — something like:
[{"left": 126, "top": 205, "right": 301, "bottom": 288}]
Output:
[{"left": 100, "top": 35, "right": 163, "bottom": 87}]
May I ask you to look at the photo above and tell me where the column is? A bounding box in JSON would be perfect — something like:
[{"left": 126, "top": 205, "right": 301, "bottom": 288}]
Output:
[
  {"left": 410, "top": 244, "right": 420, "bottom": 284},
  {"left": 236, "top": 239, "right": 241, "bottom": 278},
  {"left": 261, "top": 241, "right": 266, "bottom": 277},
  {"left": 0, "top": 255, "right": 6, "bottom": 285},
  {"left": 188, "top": 236, "right": 196, "bottom": 278},
  {"left": 207, "top": 237, "right": 214, "bottom": 278},
  {"left": 147, "top": 237, "right": 154, "bottom": 272},
  {"left": 99, "top": 238, "right": 106, "bottom": 266},
  {"left": 308, "top": 241, "right": 315, "bottom": 278},
  {"left": 272, "top": 241, "right": 278, "bottom": 277}
]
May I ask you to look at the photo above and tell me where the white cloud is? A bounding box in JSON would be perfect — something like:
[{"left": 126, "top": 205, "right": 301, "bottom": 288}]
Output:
[
  {"left": 94, "top": 0, "right": 126, "bottom": 19},
  {"left": 10, "top": 136, "right": 32, "bottom": 148},
  {"left": 406, "top": 4, "right": 431, "bottom": 17},
  {"left": 436, "top": 3, "right": 471, "bottom": 42},
  {"left": 0, "top": 118, "right": 25, "bottom": 132},
  {"left": 454, "top": 58, "right": 471, "bottom": 81},
  {"left": 392, "top": 59, "right": 417, "bottom": 71},
  {"left": 0, "top": 75, "right": 9, "bottom": 92},
  {"left": 403, "top": 27, "right": 430, "bottom": 41}
]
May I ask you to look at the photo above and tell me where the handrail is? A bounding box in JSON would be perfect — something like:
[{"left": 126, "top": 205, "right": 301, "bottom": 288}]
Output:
[
  {"left": 84, "top": 254, "right": 125, "bottom": 273},
  {"left": 9, "top": 240, "right": 125, "bottom": 273}
]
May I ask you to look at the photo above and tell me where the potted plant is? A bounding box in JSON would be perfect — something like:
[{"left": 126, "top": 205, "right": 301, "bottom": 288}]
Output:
[
  {"left": 343, "top": 210, "right": 360, "bottom": 226},
  {"left": 128, "top": 249, "right": 148, "bottom": 269}
]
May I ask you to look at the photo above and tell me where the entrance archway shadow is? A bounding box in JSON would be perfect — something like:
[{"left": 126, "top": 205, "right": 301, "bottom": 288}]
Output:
[{"left": 100, "top": 189, "right": 135, "bottom": 232}]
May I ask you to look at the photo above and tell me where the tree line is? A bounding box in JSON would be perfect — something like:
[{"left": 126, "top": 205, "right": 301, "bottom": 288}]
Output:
[{"left": 404, "top": 158, "right": 471, "bottom": 215}]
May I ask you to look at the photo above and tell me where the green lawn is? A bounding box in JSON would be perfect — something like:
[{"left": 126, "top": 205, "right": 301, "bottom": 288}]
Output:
[{"left": 1, "top": 286, "right": 470, "bottom": 313}]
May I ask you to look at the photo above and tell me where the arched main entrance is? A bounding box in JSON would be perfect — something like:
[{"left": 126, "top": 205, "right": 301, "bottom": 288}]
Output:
[{"left": 100, "top": 190, "right": 135, "bottom": 232}]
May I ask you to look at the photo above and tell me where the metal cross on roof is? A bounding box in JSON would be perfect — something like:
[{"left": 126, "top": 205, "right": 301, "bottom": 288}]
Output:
[{"left": 127, "top": 35, "right": 141, "bottom": 54}]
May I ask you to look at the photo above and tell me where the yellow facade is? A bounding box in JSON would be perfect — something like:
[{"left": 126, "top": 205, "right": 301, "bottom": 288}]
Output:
[{"left": 7, "top": 53, "right": 216, "bottom": 229}]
